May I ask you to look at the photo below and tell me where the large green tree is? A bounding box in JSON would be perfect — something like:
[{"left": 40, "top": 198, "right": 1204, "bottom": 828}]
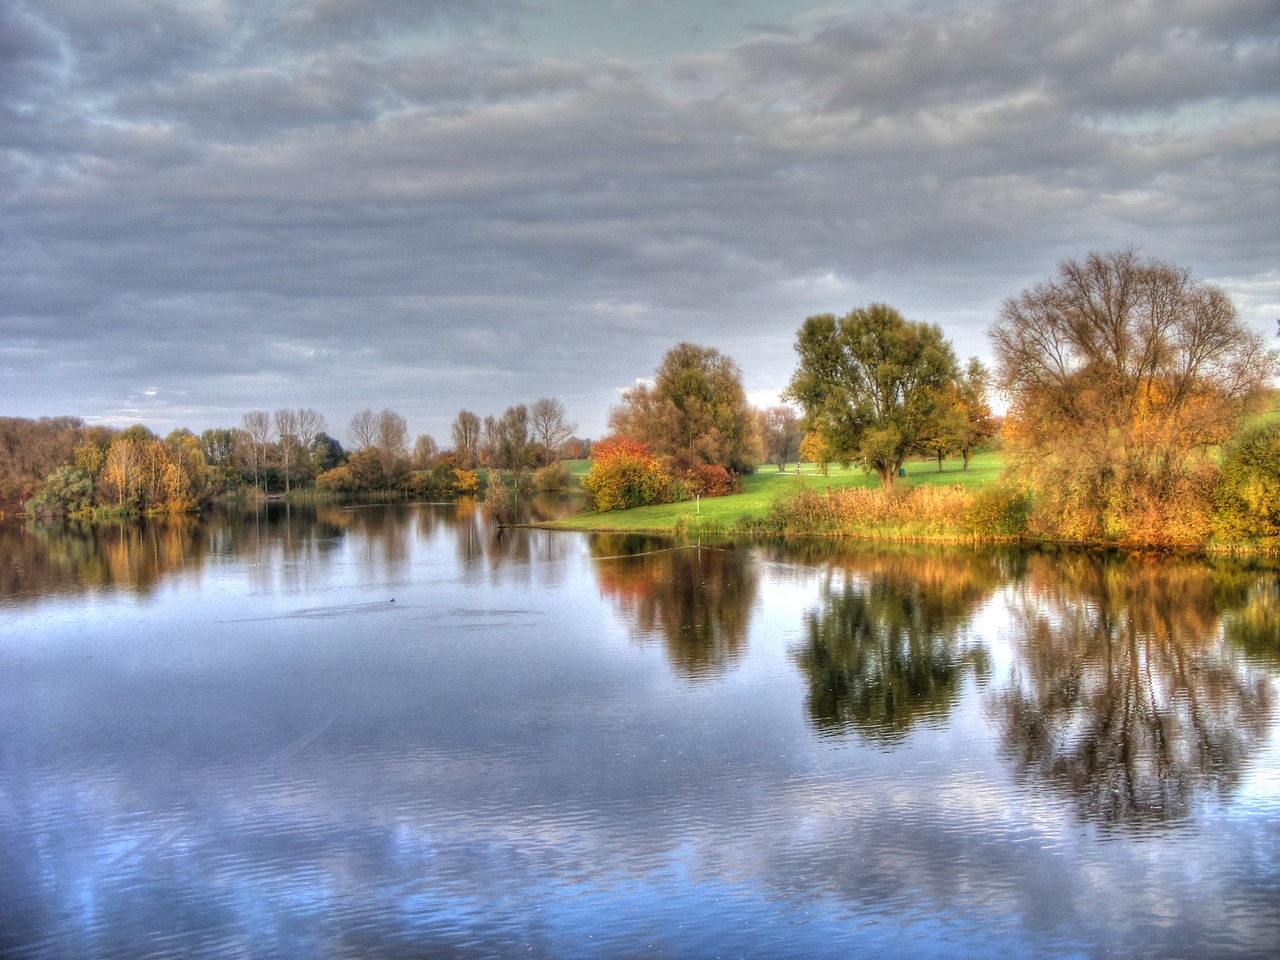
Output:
[
  {"left": 610, "top": 342, "right": 761, "bottom": 475},
  {"left": 786, "top": 304, "right": 959, "bottom": 488}
]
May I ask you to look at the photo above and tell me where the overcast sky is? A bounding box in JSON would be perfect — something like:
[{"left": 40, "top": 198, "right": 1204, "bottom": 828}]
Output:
[{"left": 3, "top": 0, "right": 1278, "bottom": 444}]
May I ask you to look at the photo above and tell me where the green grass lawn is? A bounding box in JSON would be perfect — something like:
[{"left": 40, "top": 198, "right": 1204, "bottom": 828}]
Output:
[{"left": 546, "top": 449, "right": 1007, "bottom": 533}]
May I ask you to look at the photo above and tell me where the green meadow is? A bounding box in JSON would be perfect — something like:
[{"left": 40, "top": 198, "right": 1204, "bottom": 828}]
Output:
[{"left": 547, "top": 450, "right": 1006, "bottom": 535}]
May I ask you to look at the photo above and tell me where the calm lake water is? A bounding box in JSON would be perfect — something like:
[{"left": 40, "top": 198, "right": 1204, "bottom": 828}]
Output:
[{"left": 2, "top": 501, "right": 1278, "bottom": 959}]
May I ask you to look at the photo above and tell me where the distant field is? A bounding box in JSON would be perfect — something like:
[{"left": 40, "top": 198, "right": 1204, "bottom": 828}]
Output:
[{"left": 547, "top": 450, "right": 1007, "bottom": 533}]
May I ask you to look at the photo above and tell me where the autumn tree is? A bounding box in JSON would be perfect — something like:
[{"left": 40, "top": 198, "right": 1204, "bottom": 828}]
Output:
[
  {"left": 496, "top": 404, "right": 532, "bottom": 484},
  {"left": 915, "top": 360, "right": 992, "bottom": 471},
  {"left": 0, "top": 416, "right": 86, "bottom": 505},
  {"left": 786, "top": 304, "right": 960, "bottom": 488},
  {"left": 412, "top": 434, "right": 439, "bottom": 470},
  {"left": 240, "top": 411, "right": 272, "bottom": 490},
  {"left": 582, "top": 436, "right": 671, "bottom": 511},
  {"left": 757, "top": 406, "right": 802, "bottom": 471},
  {"left": 955, "top": 358, "right": 996, "bottom": 469},
  {"left": 294, "top": 408, "right": 327, "bottom": 481},
  {"left": 451, "top": 410, "right": 481, "bottom": 468},
  {"left": 991, "top": 249, "right": 1276, "bottom": 542},
  {"left": 273, "top": 408, "right": 300, "bottom": 492},
  {"left": 349, "top": 408, "right": 409, "bottom": 479},
  {"left": 609, "top": 342, "right": 761, "bottom": 475},
  {"left": 374, "top": 408, "right": 409, "bottom": 478}
]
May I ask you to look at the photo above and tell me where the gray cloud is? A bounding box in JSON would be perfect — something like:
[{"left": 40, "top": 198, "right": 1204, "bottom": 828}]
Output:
[{"left": 2, "top": 0, "right": 1277, "bottom": 437}]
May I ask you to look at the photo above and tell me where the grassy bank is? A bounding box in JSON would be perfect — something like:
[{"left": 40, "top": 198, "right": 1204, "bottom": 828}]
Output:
[{"left": 543, "top": 451, "right": 1007, "bottom": 537}]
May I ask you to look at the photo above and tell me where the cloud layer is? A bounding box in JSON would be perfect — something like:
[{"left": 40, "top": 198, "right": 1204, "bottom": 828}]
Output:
[{"left": 3, "top": 0, "right": 1278, "bottom": 440}]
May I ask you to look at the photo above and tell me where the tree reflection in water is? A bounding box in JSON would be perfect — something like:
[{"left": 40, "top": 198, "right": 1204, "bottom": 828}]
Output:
[
  {"left": 995, "top": 550, "right": 1276, "bottom": 828},
  {"left": 591, "top": 535, "right": 758, "bottom": 679},
  {"left": 787, "top": 543, "right": 1004, "bottom": 742}
]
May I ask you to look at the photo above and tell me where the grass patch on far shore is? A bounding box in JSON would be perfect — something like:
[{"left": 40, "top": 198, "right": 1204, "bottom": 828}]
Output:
[{"left": 544, "top": 450, "right": 1006, "bottom": 535}]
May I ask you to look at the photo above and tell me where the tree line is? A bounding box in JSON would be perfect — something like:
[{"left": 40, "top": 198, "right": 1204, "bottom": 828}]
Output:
[
  {"left": 580, "top": 248, "right": 1278, "bottom": 545},
  {"left": 6, "top": 248, "right": 1278, "bottom": 543},
  {"left": 4, "top": 396, "right": 590, "bottom": 519}
]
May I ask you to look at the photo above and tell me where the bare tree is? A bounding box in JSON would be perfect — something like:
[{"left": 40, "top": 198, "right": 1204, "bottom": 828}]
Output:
[
  {"left": 757, "top": 405, "right": 801, "bottom": 471},
  {"left": 498, "top": 404, "right": 532, "bottom": 484},
  {"left": 991, "top": 248, "right": 1276, "bottom": 541},
  {"left": 412, "top": 434, "right": 439, "bottom": 470},
  {"left": 348, "top": 409, "right": 378, "bottom": 451},
  {"left": 374, "top": 408, "right": 409, "bottom": 477},
  {"left": 451, "top": 410, "right": 481, "bottom": 468},
  {"left": 241, "top": 411, "right": 272, "bottom": 489},
  {"left": 273, "top": 409, "right": 299, "bottom": 492},
  {"left": 294, "top": 408, "right": 327, "bottom": 482},
  {"left": 529, "top": 397, "right": 577, "bottom": 466},
  {"left": 480, "top": 415, "right": 501, "bottom": 467}
]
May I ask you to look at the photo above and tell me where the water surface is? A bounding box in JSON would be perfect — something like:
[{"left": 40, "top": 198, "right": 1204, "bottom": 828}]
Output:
[{"left": 2, "top": 502, "right": 1278, "bottom": 958}]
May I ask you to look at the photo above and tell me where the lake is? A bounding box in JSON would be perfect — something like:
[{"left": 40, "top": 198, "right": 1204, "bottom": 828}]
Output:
[{"left": 1, "top": 501, "right": 1278, "bottom": 959}]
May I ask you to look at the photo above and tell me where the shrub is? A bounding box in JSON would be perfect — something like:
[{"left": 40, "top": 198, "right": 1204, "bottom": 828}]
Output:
[
  {"left": 452, "top": 468, "right": 479, "bottom": 494},
  {"left": 759, "top": 484, "right": 970, "bottom": 538},
  {"left": 1212, "top": 425, "right": 1280, "bottom": 541},
  {"left": 966, "top": 486, "right": 1031, "bottom": 539},
  {"left": 483, "top": 474, "right": 515, "bottom": 524},
  {"left": 533, "top": 462, "right": 573, "bottom": 493},
  {"left": 679, "top": 462, "right": 737, "bottom": 498},
  {"left": 582, "top": 436, "right": 671, "bottom": 511}
]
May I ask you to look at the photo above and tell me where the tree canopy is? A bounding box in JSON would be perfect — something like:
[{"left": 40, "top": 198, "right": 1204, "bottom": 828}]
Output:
[
  {"left": 786, "top": 304, "right": 959, "bottom": 488},
  {"left": 609, "top": 342, "right": 761, "bottom": 475},
  {"left": 991, "top": 248, "right": 1276, "bottom": 542}
]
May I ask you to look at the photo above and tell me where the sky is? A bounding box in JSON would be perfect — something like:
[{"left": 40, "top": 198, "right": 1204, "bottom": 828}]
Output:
[{"left": 2, "top": 0, "right": 1278, "bottom": 445}]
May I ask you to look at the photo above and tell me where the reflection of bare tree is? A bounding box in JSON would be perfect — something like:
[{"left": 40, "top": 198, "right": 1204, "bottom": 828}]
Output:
[
  {"left": 789, "top": 544, "right": 1000, "bottom": 741},
  {"left": 449, "top": 499, "right": 574, "bottom": 586},
  {"left": 995, "top": 551, "right": 1275, "bottom": 827},
  {"left": 592, "top": 536, "right": 758, "bottom": 678}
]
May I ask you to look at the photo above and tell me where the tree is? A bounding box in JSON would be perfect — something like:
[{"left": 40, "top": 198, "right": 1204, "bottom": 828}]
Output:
[
  {"left": 609, "top": 342, "right": 761, "bottom": 475},
  {"left": 348, "top": 409, "right": 378, "bottom": 451},
  {"left": 25, "top": 466, "right": 94, "bottom": 518},
  {"left": 412, "top": 434, "right": 439, "bottom": 470},
  {"left": 451, "top": 410, "right": 481, "bottom": 468},
  {"left": 991, "top": 248, "right": 1276, "bottom": 542},
  {"left": 273, "top": 408, "right": 300, "bottom": 493},
  {"left": 295, "top": 408, "right": 327, "bottom": 481},
  {"left": 529, "top": 397, "right": 576, "bottom": 466},
  {"left": 956, "top": 358, "right": 996, "bottom": 469},
  {"left": 311, "top": 433, "right": 346, "bottom": 473},
  {"left": 479, "top": 415, "right": 501, "bottom": 467},
  {"left": 757, "top": 406, "right": 802, "bottom": 471},
  {"left": 786, "top": 304, "right": 960, "bottom": 488},
  {"left": 582, "top": 436, "right": 671, "bottom": 511},
  {"left": 240, "top": 411, "right": 272, "bottom": 490},
  {"left": 496, "top": 404, "right": 532, "bottom": 484},
  {"left": 374, "top": 408, "right": 409, "bottom": 478},
  {"left": 914, "top": 359, "right": 993, "bottom": 472},
  {"left": 200, "top": 428, "right": 236, "bottom": 467}
]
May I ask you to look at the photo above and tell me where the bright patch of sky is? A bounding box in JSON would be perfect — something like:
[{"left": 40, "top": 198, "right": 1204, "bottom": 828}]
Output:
[{"left": 515, "top": 1, "right": 913, "bottom": 61}]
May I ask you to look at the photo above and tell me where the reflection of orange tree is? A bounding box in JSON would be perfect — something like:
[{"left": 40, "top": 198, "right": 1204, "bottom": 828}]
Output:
[
  {"left": 789, "top": 544, "right": 1000, "bottom": 741},
  {"left": 3, "top": 516, "right": 205, "bottom": 599},
  {"left": 1, "top": 507, "right": 350, "bottom": 601},
  {"left": 995, "top": 551, "right": 1276, "bottom": 827},
  {"left": 591, "top": 536, "right": 757, "bottom": 678}
]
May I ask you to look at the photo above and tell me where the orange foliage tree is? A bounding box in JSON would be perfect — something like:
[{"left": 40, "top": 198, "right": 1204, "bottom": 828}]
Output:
[{"left": 581, "top": 436, "right": 672, "bottom": 511}]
